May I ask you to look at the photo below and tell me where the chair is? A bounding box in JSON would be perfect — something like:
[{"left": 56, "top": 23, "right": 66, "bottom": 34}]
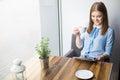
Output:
[
  {"left": 64, "top": 34, "right": 81, "bottom": 57},
  {"left": 64, "top": 34, "right": 110, "bottom": 62}
]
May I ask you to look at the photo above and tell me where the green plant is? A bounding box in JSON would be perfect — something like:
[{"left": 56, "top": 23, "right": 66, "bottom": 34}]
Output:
[{"left": 35, "top": 37, "right": 50, "bottom": 59}]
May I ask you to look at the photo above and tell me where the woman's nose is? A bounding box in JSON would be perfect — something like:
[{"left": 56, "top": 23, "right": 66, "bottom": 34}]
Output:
[{"left": 94, "top": 17, "right": 98, "bottom": 21}]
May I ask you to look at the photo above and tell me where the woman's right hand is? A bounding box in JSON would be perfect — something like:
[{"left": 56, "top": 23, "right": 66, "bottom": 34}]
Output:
[{"left": 73, "top": 27, "right": 80, "bottom": 36}]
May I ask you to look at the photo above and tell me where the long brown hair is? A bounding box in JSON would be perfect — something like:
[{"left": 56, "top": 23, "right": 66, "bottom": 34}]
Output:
[{"left": 87, "top": 2, "right": 109, "bottom": 35}]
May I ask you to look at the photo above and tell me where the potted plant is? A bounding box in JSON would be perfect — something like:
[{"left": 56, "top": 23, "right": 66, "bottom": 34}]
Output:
[{"left": 35, "top": 37, "right": 50, "bottom": 69}]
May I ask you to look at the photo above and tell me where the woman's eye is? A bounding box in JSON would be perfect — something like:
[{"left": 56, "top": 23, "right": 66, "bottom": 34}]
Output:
[
  {"left": 97, "top": 15, "right": 102, "bottom": 18},
  {"left": 92, "top": 16, "right": 95, "bottom": 18}
]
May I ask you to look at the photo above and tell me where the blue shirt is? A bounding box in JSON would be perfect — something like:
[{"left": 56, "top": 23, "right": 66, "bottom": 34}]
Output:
[{"left": 78, "top": 26, "right": 114, "bottom": 58}]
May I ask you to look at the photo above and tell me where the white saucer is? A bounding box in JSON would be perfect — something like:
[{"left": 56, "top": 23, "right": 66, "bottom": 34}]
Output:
[{"left": 75, "top": 70, "right": 93, "bottom": 79}]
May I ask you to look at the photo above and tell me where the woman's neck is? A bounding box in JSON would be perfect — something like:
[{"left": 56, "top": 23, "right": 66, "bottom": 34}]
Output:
[{"left": 93, "top": 24, "right": 102, "bottom": 29}]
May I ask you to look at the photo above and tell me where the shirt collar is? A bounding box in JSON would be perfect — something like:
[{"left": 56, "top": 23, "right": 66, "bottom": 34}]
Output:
[{"left": 93, "top": 24, "right": 102, "bottom": 29}]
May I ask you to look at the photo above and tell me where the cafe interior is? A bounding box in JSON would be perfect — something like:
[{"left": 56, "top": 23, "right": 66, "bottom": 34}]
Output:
[{"left": 0, "top": 0, "right": 120, "bottom": 80}]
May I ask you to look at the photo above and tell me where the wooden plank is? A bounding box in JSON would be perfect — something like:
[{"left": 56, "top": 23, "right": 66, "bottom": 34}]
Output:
[
  {"left": 52, "top": 58, "right": 71, "bottom": 80},
  {"left": 59, "top": 59, "right": 81, "bottom": 80},
  {"left": 43, "top": 56, "right": 69, "bottom": 80}
]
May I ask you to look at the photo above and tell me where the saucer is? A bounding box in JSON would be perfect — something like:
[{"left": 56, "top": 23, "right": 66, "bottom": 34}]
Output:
[{"left": 75, "top": 70, "right": 93, "bottom": 79}]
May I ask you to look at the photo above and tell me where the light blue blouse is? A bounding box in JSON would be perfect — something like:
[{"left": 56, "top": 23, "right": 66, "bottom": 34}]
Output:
[{"left": 78, "top": 26, "right": 114, "bottom": 58}]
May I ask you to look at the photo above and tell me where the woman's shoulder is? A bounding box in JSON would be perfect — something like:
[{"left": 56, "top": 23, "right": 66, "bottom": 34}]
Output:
[
  {"left": 107, "top": 27, "right": 114, "bottom": 34},
  {"left": 107, "top": 27, "right": 114, "bottom": 32}
]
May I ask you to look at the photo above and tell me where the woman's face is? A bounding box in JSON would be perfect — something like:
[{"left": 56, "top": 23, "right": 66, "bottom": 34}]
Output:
[{"left": 91, "top": 11, "right": 103, "bottom": 26}]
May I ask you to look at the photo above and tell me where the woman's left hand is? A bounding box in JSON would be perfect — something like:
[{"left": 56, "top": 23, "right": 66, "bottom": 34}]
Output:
[
  {"left": 96, "top": 55, "right": 104, "bottom": 61},
  {"left": 96, "top": 53, "right": 109, "bottom": 61}
]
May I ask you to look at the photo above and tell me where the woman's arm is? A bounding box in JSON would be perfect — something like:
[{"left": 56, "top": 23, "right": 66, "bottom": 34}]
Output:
[
  {"left": 76, "top": 35, "right": 83, "bottom": 48},
  {"left": 96, "top": 28, "right": 114, "bottom": 61},
  {"left": 73, "top": 27, "right": 83, "bottom": 48}
]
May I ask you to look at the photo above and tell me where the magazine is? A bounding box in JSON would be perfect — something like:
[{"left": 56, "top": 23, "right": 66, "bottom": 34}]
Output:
[{"left": 73, "top": 56, "right": 96, "bottom": 61}]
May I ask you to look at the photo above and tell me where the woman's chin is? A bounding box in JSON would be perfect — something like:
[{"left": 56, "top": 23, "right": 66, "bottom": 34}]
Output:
[{"left": 94, "top": 23, "right": 102, "bottom": 26}]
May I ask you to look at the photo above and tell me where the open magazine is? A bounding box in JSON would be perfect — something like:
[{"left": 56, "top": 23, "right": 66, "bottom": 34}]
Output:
[{"left": 73, "top": 56, "right": 96, "bottom": 61}]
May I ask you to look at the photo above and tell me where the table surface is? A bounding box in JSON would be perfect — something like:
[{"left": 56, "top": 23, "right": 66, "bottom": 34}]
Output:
[{"left": 6, "top": 55, "right": 112, "bottom": 80}]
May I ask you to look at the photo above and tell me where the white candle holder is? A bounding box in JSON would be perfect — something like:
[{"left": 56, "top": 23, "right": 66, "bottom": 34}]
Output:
[{"left": 10, "top": 58, "right": 26, "bottom": 80}]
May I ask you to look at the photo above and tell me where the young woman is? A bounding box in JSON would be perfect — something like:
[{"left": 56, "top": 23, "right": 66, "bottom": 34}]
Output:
[{"left": 73, "top": 2, "right": 114, "bottom": 61}]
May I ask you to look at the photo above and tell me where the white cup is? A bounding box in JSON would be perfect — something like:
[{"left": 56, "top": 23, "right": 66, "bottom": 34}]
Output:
[{"left": 79, "top": 26, "right": 86, "bottom": 34}]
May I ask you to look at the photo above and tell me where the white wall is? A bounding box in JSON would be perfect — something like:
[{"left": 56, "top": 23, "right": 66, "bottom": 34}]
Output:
[
  {"left": 40, "top": 0, "right": 59, "bottom": 56},
  {"left": 0, "top": 0, "right": 41, "bottom": 79},
  {"left": 61, "top": 0, "right": 120, "bottom": 55}
]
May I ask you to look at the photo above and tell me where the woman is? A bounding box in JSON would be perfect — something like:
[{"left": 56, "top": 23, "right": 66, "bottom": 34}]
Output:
[{"left": 73, "top": 2, "right": 114, "bottom": 61}]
